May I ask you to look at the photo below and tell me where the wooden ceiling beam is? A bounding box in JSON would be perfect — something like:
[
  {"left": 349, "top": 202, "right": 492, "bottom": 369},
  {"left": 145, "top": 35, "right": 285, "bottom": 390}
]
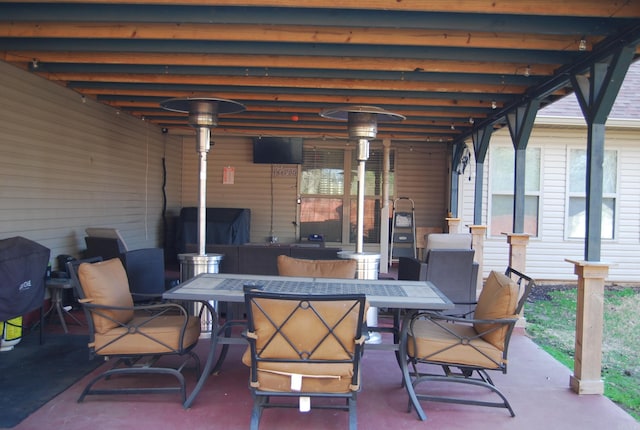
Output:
[
  {"left": 1, "top": 22, "right": 602, "bottom": 51},
  {"left": 11, "top": 1, "right": 640, "bottom": 18},
  {"left": 98, "top": 93, "right": 493, "bottom": 109},
  {"left": 132, "top": 109, "right": 482, "bottom": 126},
  {"left": 38, "top": 71, "right": 529, "bottom": 94},
  {"left": 2, "top": 51, "right": 559, "bottom": 76}
]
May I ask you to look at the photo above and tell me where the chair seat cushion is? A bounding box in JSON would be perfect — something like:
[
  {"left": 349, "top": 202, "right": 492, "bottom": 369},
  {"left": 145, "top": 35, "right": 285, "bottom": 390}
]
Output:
[
  {"left": 407, "top": 319, "right": 504, "bottom": 369},
  {"left": 242, "top": 352, "right": 357, "bottom": 393},
  {"left": 94, "top": 315, "right": 201, "bottom": 355}
]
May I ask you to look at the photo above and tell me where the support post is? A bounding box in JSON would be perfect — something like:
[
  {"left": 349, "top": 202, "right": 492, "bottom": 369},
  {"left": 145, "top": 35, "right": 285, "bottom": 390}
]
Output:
[
  {"left": 566, "top": 259, "right": 609, "bottom": 395},
  {"left": 504, "top": 232, "right": 529, "bottom": 326},
  {"left": 446, "top": 217, "right": 461, "bottom": 233},
  {"left": 469, "top": 225, "right": 486, "bottom": 295},
  {"left": 505, "top": 233, "right": 529, "bottom": 271}
]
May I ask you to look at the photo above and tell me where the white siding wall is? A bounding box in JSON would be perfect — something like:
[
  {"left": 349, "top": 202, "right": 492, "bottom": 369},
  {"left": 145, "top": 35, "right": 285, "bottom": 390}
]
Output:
[
  {"left": 461, "top": 124, "right": 640, "bottom": 283},
  {"left": 0, "top": 61, "right": 182, "bottom": 269}
]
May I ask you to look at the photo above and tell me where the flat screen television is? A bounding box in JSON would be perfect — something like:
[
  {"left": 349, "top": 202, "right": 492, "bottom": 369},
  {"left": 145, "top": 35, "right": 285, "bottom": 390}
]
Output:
[{"left": 253, "top": 137, "right": 303, "bottom": 164}]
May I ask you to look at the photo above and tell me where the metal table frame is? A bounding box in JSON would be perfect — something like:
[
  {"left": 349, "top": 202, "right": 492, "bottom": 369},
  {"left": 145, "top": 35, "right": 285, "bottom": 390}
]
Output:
[{"left": 163, "top": 273, "right": 453, "bottom": 409}]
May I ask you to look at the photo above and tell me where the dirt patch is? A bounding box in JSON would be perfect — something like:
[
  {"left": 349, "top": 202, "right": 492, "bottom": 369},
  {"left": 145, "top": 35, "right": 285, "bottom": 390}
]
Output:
[{"left": 527, "top": 283, "right": 640, "bottom": 302}]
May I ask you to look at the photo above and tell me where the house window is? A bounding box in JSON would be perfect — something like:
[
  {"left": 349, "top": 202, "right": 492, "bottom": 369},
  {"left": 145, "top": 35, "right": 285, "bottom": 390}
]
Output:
[
  {"left": 567, "top": 148, "right": 617, "bottom": 239},
  {"left": 300, "top": 147, "right": 393, "bottom": 244},
  {"left": 489, "top": 146, "right": 540, "bottom": 237}
]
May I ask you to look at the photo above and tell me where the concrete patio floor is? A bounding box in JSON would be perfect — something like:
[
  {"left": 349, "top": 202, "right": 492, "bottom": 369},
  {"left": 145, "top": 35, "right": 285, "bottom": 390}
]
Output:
[{"left": 12, "top": 323, "right": 639, "bottom": 430}]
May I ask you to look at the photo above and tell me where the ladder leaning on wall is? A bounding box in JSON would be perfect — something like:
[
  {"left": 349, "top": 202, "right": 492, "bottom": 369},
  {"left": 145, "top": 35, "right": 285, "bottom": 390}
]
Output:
[{"left": 389, "top": 197, "right": 417, "bottom": 266}]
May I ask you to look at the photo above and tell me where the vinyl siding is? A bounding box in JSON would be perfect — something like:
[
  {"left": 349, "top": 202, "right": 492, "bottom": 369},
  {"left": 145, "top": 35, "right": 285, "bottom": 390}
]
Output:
[
  {"left": 181, "top": 135, "right": 299, "bottom": 244},
  {"left": 0, "top": 60, "right": 181, "bottom": 269},
  {"left": 180, "top": 138, "right": 449, "bottom": 245},
  {"left": 461, "top": 124, "right": 640, "bottom": 283},
  {"left": 395, "top": 142, "right": 449, "bottom": 231}
]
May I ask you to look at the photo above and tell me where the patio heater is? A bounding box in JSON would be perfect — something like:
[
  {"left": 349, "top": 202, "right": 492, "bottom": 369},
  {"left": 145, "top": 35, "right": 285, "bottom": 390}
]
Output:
[
  {"left": 161, "top": 97, "right": 245, "bottom": 334},
  {"left": 320, "top": 105, "right": 404, "bottom": 343}
]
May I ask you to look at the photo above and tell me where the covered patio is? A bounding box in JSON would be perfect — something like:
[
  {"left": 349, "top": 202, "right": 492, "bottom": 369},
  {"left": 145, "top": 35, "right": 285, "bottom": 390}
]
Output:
[{"left": 1, "top": 3, "right": 640, "bottom": 428}]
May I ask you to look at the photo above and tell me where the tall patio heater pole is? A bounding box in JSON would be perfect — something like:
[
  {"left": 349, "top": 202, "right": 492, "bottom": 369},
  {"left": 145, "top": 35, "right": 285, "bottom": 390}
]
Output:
[
  {"left": 160, "top": 97, "right": 245, "bottom": 255},
  {"left": 161, "top": 97, "right": 245, "bottom": 336},
  {"left": 320, "top": 106, "right": 404, "bottom": 344},
  {"left": 320, "top": 106, "right": 405, "bottom": 253}
]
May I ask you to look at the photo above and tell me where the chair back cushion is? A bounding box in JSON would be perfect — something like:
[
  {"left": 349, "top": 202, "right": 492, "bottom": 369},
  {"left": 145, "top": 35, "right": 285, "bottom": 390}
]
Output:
[
  {"left": 425, "top": 233, "right": 472, "bottom": 253},
  {"left": 473, "top": 270, "right": 519, "bottom": 350},
  {"left": 277, "top": 255, "right": 357, "bottom": 279},
  {"left": 78, "top": 258, "right": 134, "bottom": 334},
  {"left": 243, "top": 293, "right": 367, "bottom": 393},
  {"left": 425, "top": 249, "right": 476, "bottom": 303}
]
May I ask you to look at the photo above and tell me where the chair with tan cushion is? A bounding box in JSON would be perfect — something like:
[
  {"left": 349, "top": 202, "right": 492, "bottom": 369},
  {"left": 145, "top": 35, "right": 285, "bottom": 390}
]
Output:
[
  {"left": 243, "top": 291, "right": 368, "bottom": 430},
  {"left": 399, "top": 267, "right": 535, "bottom": 421},
  {"left": 67, "top": 257, "right": 201, "bottom": 404},
  {"left": 277, "top": 254, "right": 357, "bottom": 279}
]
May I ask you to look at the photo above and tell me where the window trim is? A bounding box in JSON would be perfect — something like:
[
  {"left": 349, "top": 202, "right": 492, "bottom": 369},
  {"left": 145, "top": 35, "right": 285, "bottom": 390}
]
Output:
[
  {"left": 565, "top": 146, "right": 618, "bottom": 241},
  {"left": 299, "top": 144, "right": 393, "bottom": 245},
  {"left": 487, "top": 145, "right": 542, "bottom": 238}
]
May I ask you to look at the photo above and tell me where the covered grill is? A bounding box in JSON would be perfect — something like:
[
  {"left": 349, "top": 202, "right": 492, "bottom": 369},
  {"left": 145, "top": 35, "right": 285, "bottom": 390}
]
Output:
[{"left": 0, "top": 237, "right": 50, "bottom": 336}]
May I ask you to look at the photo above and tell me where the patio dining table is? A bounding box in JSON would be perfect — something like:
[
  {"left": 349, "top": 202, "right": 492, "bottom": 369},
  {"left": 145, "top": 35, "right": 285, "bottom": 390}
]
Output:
[{"left": 163, "top": 272, "right": 453, "bottom": 409}]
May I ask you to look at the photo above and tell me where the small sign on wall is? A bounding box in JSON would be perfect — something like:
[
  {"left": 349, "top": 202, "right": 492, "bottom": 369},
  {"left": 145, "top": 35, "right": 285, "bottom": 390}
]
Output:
[
  {"left": 223, "top": 166, "right": 235, "bottom": 184},
  {"left": 272, "top": 165, "right": 298, "bottom": 177}
]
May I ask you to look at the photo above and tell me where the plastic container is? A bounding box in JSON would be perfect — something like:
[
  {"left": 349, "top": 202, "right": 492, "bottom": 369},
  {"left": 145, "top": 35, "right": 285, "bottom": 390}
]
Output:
[{"left": 0, "top": 316, "right": 22, "bottom": 352}]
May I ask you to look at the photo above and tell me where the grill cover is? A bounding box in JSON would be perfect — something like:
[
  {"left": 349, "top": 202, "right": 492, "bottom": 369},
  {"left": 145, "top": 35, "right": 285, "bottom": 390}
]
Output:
[{"left": 0, "top": 237, "right": 50, "bottom": 321}]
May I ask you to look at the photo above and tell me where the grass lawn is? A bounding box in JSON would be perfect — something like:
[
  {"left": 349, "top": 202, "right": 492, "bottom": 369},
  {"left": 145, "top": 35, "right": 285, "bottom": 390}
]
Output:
[{"left": 525, "top": 285, "right": 640, "bottom": 421}]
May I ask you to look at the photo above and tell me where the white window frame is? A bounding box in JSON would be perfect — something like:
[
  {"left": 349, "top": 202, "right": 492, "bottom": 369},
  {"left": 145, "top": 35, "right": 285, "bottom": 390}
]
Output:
[
  {"left": 565, "top": 147, "right": 618, "bottom": 240},
  {"left": 488, "top": 145, "right": 541, "bottom": 238},
  {"left": 299, "top": 144, "right": 393, "bottom": 245}
]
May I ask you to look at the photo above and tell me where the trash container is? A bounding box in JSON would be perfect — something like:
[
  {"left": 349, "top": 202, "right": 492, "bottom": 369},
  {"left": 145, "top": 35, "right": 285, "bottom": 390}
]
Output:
[
  {"left": 178, "top": 253, "right": 224, "bottom": 336},
  {"left": 337, "top": 251, "right": 382, "bottom": 344},
  {"left": 0, "top": 316, "right": 22, "bottom": 352}
]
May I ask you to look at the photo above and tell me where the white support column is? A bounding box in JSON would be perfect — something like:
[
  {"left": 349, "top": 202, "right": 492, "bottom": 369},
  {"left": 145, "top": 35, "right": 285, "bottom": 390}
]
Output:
[
  {"left": 469, "top": 225, "right": 486, "bottom": 295},
  {"left": 446, "top": 217, "right": 461, "bottom": 233},
  {"left": 504, "top": 232, "right": 530, "bottom": 326}
]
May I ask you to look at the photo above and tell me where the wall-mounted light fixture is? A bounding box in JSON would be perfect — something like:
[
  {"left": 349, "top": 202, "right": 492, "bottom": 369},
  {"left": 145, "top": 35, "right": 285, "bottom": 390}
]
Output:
[{"left": 579, "top": 38, "right": 587, "bottom": 51}]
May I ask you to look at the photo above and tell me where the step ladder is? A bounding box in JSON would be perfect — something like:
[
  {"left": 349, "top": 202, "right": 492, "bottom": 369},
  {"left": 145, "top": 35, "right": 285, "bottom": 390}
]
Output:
[{"left": 389, "top": 197, "right": 416, "bottom": 265}]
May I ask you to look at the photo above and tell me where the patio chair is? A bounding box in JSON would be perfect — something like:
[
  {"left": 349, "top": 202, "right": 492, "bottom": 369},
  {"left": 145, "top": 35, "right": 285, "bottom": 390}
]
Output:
[
  {"left": 400, "top": 267, "right": 535, "bottom": 421},
  {"left": 67, "top": 257, "right": 201, "bottom": 404},
  {"left": 277, "top": 254, "right": 357, "bottom": 279},
  {"left": 84, "top": 228, "right": 170, "bottom": 302},
  {"left": 242, "top": 291, "right": 368, "bottom": 430},
  {"left": 398, "top": 233, "right": 479, "bottom": 317}
]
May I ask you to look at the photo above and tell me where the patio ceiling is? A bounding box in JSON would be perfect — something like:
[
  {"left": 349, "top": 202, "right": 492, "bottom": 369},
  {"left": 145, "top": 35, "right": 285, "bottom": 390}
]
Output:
[{"left": 1, "top": 1, "right": 639, "bottom": 144}]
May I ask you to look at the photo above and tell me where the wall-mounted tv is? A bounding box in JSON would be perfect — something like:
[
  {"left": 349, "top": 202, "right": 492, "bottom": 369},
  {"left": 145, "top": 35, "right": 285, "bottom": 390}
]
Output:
[{"left": 253, "top": 137, "right": 303, "bottom": 164}]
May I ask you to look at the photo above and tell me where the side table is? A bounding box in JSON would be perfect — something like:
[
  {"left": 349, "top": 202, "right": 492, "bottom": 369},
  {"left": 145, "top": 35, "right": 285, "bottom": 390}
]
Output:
[{"left": 44, "top": 278, "right": 83, "bottom": 333}]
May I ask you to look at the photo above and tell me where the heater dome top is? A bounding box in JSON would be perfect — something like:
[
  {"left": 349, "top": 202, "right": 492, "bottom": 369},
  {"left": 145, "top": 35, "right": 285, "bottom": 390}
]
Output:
[
  {"left": 319, "top": 105, "right": 405, "bottom": 122},
  {"left": 160, "top": 97, "right": 246, "bottom": 115}
]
